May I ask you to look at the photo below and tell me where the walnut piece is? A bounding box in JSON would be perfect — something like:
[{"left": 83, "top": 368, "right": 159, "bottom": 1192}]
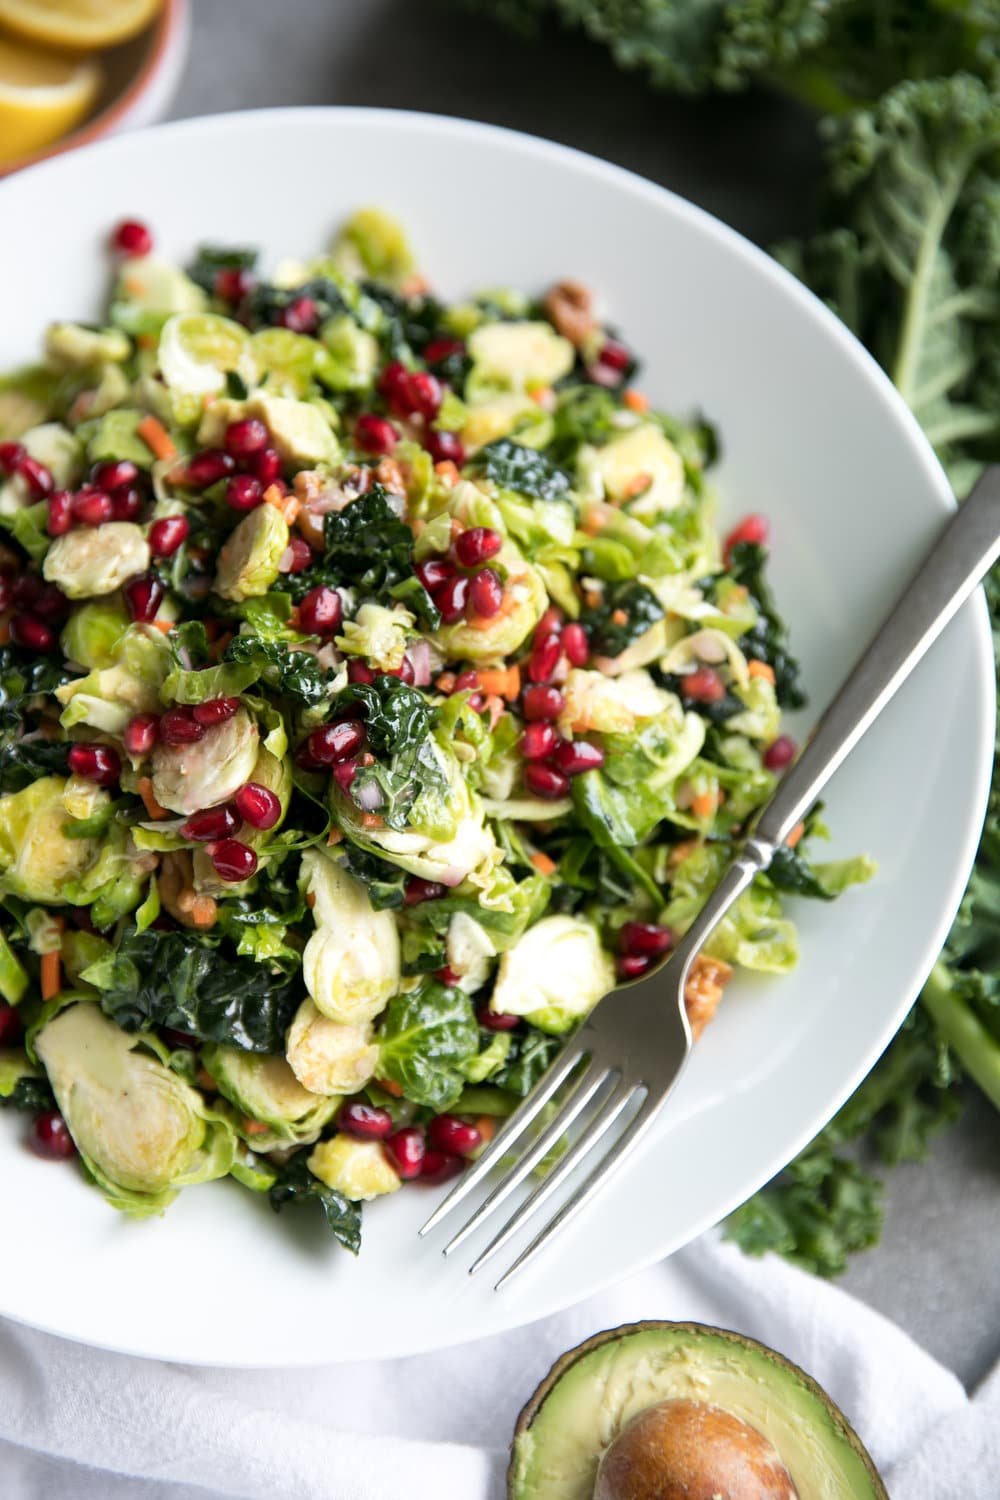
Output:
[
  {"left": 543, "top": 279, "right": 596, "bottom": 347},
  {"left": 684, "top": 953, "right": 733, "bottom": 1039}
]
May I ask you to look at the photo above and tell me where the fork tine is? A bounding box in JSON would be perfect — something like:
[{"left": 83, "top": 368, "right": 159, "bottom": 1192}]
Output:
[
  {"left": 441, "top": 1065, "right": 615, "bottom": 1256},
  {"left": 493, "top": 1092, "right": 659, "bottom": 1289},
  {"left": 467, "top": 1080, "right": 638, "bottom": 1276},
  {"left": 418, "top": 1036, "right": 591, "bottom": 1237}
]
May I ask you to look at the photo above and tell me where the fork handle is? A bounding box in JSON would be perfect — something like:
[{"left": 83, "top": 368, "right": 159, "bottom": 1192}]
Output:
[{"left": 671, "top": 466, "right": 1000, "bottom": 972}]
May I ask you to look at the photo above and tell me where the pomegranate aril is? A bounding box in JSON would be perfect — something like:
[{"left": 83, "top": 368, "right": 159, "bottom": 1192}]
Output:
[
  {"left": 423, "top": 336, "right": 465, "bottom": 364},
  {"left": 124, "top": 574, "right": 164, "bottom": 623},
  {"left": 454, "top": 670, "right": 480, "bottom": 692},
  {"left": 404, "top": 877, "right": 446, "bottom": 906},
  {"left": 298, "top": 585, "right": 342, "bottom": 636},
  {"left": 92, "top": 459, "right": 139, "bottom": 492},
  {"left": 523, "top": 685, "right": 565, "bottom": 722},
  {"left": 561, "top": 622, "right": 589, "bottom": 667},
  {"left": 0, "top": 1001, "right": 23, "bottom": 1046},
  {"left": 192, "top": 696, "right": 240, "bottom": 727},
  {"left": 67, "top": 742, "right": 120, "bottom": 787},
  {"left": 226, "top": 474, "right": 263, "bottom": 512},
  {"left": 29, "top": 1111, "right": 76, "bottom": 1161},
  {"left": 377, "top": 360, "right": 411, "bottom": 403},
  {"left": 149, "top": 515, "right": 189, "bottom": 557},
  {"left": 280, "top": 536, "right": 313, "bottom": 574},
  {"left": 331, "top": 759, "right": 358, "bottom": 791},
  {"left": 763, "top": 734, "right": 797, "bottom": 771},
  {"left": 468, "top": 568, "right": 503, "bottom": 618},
  {"left": 0, "top": 441, "right": 25, "bottom": 475},
  {"left": 597, "top": 337, "right": 631, "bottom": 372},
  {"left": 550, "top": 739, "right": 605, "bottom": 776},
  {"left": 436, "top": 574, "right": 470, "bottom": 623},
  {"left": 419, "top": 1149, "right": 464, "bottom": 1184},
  {"left": 425, "top": 429, "right": 466, "bottom": 466},
  {"left": 478, "top": 1004, "right": 520, "bottom": 1032},
  {"left": 617, "top": 954, "right": 650, "bottom": 980},
  {"left": 427, "top": 1114, "right": 481, "bottom": 1157},
  {"left": 181, "top": 805, "right": 239, "bottom": 842},
  {"left": 224, "top": 418, "right": 269, "bottom": 460},
  {"left": 521, "top": 722, "right": 558, "bottom": 760},
  {"left": 71, "top": 489, "right": 113, "bottom": 526},
  {"left": 278, "top": 295, "right": 319, "bottom": 334},
  {"left": 403, "top": 370, "right": 442, "bottom": 420},
  {"left": 307, "top": 720, "right": 366, "bottom": 764},
  {"left": 186, "top": 449, "right": 235, "bottom": 490},
  {"left": 681, "top": 667, "right": 726, "bottom": 703},
  {"left": 436, "top": 965, "right": 461, "bottom": 987},
  {"left": 535, "top": 607, "right": 563, "bottom": 641},
  {"left": 384, "top": 1127, "right": 425, "bottom": 1180},
  {"left": 11, "top": 575, "right": 41, "bottom": 609},
  {"left": 124, "top": 714, "right": 159, "bottom": 755},
  {"left": 414, "top": 557, "right": 456, "bottom": 594},
  {"left": 32, "top": 584, "right": 68, "bottom": 623},
  {"left": 724, "top": 513, "right": 770, "bottom": 563},
  {"left": 111, "top": 219, "right": 153, "bottom": 257},
  {"left": 159, "top": 706, "right": 205, "bottom": 745},
  {"left": 214, "top": 266, "right": 254, "bottom": 304},
  {"left": 347, "top": 659, "right": 375, "bottom": 685},
  {"left": 454, "top": 526, "right": 502, "bottom": 567},
  {"left": 524, "top": 763, "right": 570, "bottom": 799},
  {"left": 528, "top": 634, "right": 562, "bottom": 684},
  {"left": 338, "top": 1102, "right": 393, "bottom": 1140},
  {"left": 10, "top": 614, "right": 55, "bottom": 652},
  {"left": 16, "top": 455, "right": 54, "bottom": 498},
  {"left": 386, "top": 654, "right": 415, "bottom": 685},
  {"left": 111, "top": 486, "right": 143, "bottom": 521},
  {"left": 210, "top": 838, "right": 258, "bottom": 883},
  {"left": 354, "top": 413, "right": 397, "bottom": 454},
  {"left": 248, "top": 447, "right": 282, "bottom": 486},
  {"left": 234, "top": 781, "right": 281, "bottom": 830},
  {"left": 619, "top": 921, "right": 672, "bottom": 958}
]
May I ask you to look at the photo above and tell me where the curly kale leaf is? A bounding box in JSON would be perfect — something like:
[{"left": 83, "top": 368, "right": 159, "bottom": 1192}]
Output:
[
  {"left": 298, "top": 486, "right": 415, "bottom": 597},
  {"left": 725, "top": 540, "right": 806, "bottom": 707},
  {"left": 222, "top": 636, "right": 337, "bottom": 707},
  {"left": 580, "top": 580, "right": 664, "bottom": 658},
  {"left": 268, "top": 1153, "right": 362, "bottom": 1253},
  {"left": 476, "top": 439, "right": 572, "bottom": 501}
]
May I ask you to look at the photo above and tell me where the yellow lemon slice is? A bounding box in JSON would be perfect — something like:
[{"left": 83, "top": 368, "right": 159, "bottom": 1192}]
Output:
[
  {"left": 0, "top": 0, "right": 160, "bottom": 51},
  {"left": 0, "top": 34, "right": 100, "bottom": 168}
]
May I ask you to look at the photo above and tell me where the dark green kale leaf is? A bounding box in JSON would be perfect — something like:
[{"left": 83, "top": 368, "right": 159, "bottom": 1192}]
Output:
[
  {"left": 186, "top": 244, "right": 259, "bottom": 295},
  {"left": 548, "top": 387, "right": 621, "bottom": 464},
  {"left": 0, "top": 645, "right": 74, "bottom": 736},
  {"left": 725, "top": 540, "right": 806, "bottom": 708},
  {"left": 766, "top": 845, "right": 837, "bottom": 900},
  {"left": 338, "top": 674, "right": 445, "bottom": 831},
  {"left": 358, "top": 282, "right": 450, "bottom": 361},
  {"left": 244, "top": 276, "right": 348, "bottom": 329},
  {"left": 278, "top": 486, "right": 414, "bottom": 598},
  {"left": 268, "top": 1152, "right": 362, "bottom": 1253},
  {"left": 0, "top": 739, "right": 69, "bottom": 793},
  {"left": 477, "top": 438, "right": 572, "bottom": 500},
  {"left": 494, "top": 1028, "right": 562, "bottom": 1096},
  {"left": 580, "top": 580, "right": 664, "bottom": 658},
  {"left": 0, "top": 1075, "right": 56, "bottom": 1114},
  {"left": 222, "top": 636, "right": 336, "bottom": 707},
  {"left": 339, "top": 844, "right": 409, "bottom": 909},
  {"left": 376, "top": 978, "right": 480, "bottom": 1109}
]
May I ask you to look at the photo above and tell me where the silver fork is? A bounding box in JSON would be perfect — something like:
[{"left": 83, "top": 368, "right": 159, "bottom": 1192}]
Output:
[{"left": 420, "top": 466, "right": 1000, "bottom": 1288}]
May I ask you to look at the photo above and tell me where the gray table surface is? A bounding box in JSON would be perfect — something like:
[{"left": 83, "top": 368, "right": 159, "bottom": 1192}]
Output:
[{"left": 167, "top": 0, "right": 1000, "bottom": 1390}]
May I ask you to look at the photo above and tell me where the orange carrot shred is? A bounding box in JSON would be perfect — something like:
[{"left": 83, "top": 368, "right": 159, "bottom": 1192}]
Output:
[
  {"left": 136, "top": 415, "right": 177, "bottom": 462},
  {"left": 530, "top": 850, "right": 558, "bottom": 876},
  {"left": 137, "top": 777, "right": 168, "bottom": 820},
  {"left": 786, "top": 821, "right": 805, "bottom": 848},
  {"left": 475, "top": 1116, "right": 497, "bottom": 1145},
  {"left": 380, "top": 1079, "right": 404, "bottom": 1098},
  {"left": 40, "top": 949, "right": 61, "bottom": 1002},
  {"left": 622, "top": 389, "right": 650, "bottom": 413},
  {"left": 748, "top": 659, "right": 776, "bottom": 684}
]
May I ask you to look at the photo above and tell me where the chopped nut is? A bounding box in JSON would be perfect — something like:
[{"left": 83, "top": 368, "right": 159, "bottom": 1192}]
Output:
[
  {"left": 543, "top": 279, "right": 596, "bottom": 347},
  {"left": 684, "top": 953, "right": 733, "bottom": 1039},
  {"left": 159, "top": 851, "right": 218, "bottom": 930}
]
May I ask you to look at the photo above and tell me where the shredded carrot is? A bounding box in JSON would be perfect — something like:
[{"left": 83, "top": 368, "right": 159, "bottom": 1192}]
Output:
[
  {"left": 137, "top": 777, "right": 168, "bottom": 820},
  {"left": 474, "top": 1115, "right": 497, "bottom": 1145},
  {"left": 242, "top": 1118, "right": 271, "bottom": 1137},
  {"left": 621, "top": 471, "right": 653, "bottom": 499},
  {"left": 476, "top": 663, "right": 521, "bottom": 700},
  {"left": 583, "top": 588, "right": 602, "bottom": 610},
  {"left": 326, "top": 827, "right": 344, "bottom": 846},
  {"left": 190, "top": 897, "right": 218, "bottom": 929},
  {"left": 197, "top": 1067, "right": 217, "bottom": 1092},
  {"left": 305, "top": 891, "right": 316, "bottom": 908},
  {"left": 136, "top": 333, "right": 157, "bottom": 352},
  {"left": 380, "top": 1078, "right": 404, "bottom": 1098},
  {"left": 150, "top": 619, "right": 174, "bottom": 634},
  {"left": 530, "top": 850, "right": 557, "bottom": 877},
  {"left": 748, "top": 659, "right": 776, "bottom": 684},
  {"left": 668, "top": 838, "right": 699, "bottom": 868},
  {"left": 610, "top": 608, "right": 629, "bottom": 627},
  {"left": 361, "top": 812, "right": 384, "bottom": 830},
  {"left": 786, "top": 821, "right": 805, "bottom": 849},
  {"left": 622, "top": 389, "right": 650, "bottom": 413},
  {"left": 530, "top": 386, "right": 556, "bottom": 410},
  {"left": 691, "top": 791, "right": 720, "bottom": 821},
  {"left": 40, "top": 918, "right": 64, "bottom": 1001},
  {"left": 399, "top": 272, "right": 430, "bottom": 298},
  {"left": 580, "top": 507, "right": 607, "bottom": 535},
  {"left": 434, "top": 460, "right": 460, "bottom": 486},
  {"left": 136, "top": 414, "right": 177, "bottom": 462},
  {"left": 435, "top": 671, "right": 457, "bottom": 694}
]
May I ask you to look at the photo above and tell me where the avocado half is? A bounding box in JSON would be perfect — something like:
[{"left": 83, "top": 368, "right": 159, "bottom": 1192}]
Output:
[{"left": 509, "top": 1321, "right": 888, "bottom": 1500}]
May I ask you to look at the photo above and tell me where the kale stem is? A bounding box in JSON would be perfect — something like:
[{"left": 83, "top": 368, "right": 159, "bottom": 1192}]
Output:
[
  {"left": 921, "top": 960, "right": 1000, "bottom": 1114},
  {"left": 891, "top": 159, "right": 969, "bottom": 404}
]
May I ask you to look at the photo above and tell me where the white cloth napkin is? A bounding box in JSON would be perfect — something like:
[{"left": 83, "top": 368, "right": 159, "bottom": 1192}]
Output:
[{"left": 0, "top": 1231, "right": 995, "bottom": 1499}]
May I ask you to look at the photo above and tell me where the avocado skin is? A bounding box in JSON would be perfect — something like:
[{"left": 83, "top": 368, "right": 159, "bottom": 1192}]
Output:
[{"left": 508, "top": 1319, "right": 888, "bottom": 1500}]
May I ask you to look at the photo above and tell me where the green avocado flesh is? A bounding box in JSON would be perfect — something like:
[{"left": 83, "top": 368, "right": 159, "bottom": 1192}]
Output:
[{"left": 509, "top": 1322, "right": 887, "bottom": 1500}]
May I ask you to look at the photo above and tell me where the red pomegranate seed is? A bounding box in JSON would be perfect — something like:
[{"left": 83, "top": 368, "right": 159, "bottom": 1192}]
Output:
[
  {"left": 436, "top": 965, "right": 461, "bottom": 987},
  {"left": 331, "top": 759, "right": 358, "bottom": 790},
  {"left": 278, "top": 296, "right": 319, "bottom": 334},
  {"left": 186, "top": 449, "right": 235, "bottom": 490},
  {"left": 11, "top": 575, "right": 40, "bottom": 609},
  {"left": 307, "top": 720, "right": 366, "bottom": 765},
  {"left": 0, "top": 1001, "right": 23, "bottom": 1046},
  {"left": 419, "top": 1149, "right": 464, "bottom": 1184},
  {"left": 385, "top": 654, "right": 415, "bottom": 685},
  {"left": 111, "top": 219, "right": 153, "bottom": 257},
  {"left": 338, "top": 1102, "right": 394, "bottom": 1140},
  {"left": 597, "top": 337, "right": 631, "bottom": 372},
  {"left": 226, "top": 474, "right": 263, "bottom": 512},
  {"left": 210, "top": 838, "right": 258, "bottom": 882},
  {"left": 347, "top": 660, "right": 375, "bottom": 684},
  {"left": 248, "top": 447, "right": 283, "bottom": 486},
  {"left": 477, "top": 1004, "right": 521, "bottom": 1032},
  {"left": 67, "top": 742, "right": 120, "bottom": 787},
  {"left": 16, "top": 455, "right": 54, "bottom": 498},
  {"left": 550, "top": 739, "right": 605, "bottom": 776},
  {"left": 425, "top": 429, "right": 466, "bottom": 466},
  {"left": 354, "top": 413, "right": 397, "bottom": 454},
  {"left": 468, "top": 568, "right": 503, "bottom": 618},
  {"left": 521, "top": 722, "right": 558, "bottom": 760},
  {"left": 423, "top": 336, "right": 465, "bottom": 364},
  {"left": 0, "top": 441, "right": 26, "bottom": 475},
  {"left": 377, "top": 360, "right": 411, "bottom": 405},
  {"left": 763, "top": 734, "right": 797, "bottom": 771},
  {"left": 92, "top": 459, "right": 138, "bottom": 492},
  {"left": 111, "top": 486, "right": 143, "bottom": 522},
  {"left": 523, "top": 685, "right": 565, "bottom": 721},
  {"left": 528, "top": 634, "right": 562, "bottom": 684},
  {"left": 723, "top": 513, "right": 770, "bottom": 563},
  {"left": 71, "top": 489, "right": 113, "bottom": 526},
  {"left": 10, "top": 614, "right": 55, "bottom": 651},
  {"left": 384, "top": 1127, "right": 425, "bottom": 1180},
  {"left": 454, "top": 526, "right": 502, "bottom": 567},
  {"left": 403, "top": 370, "right": 443, "bottom": 420},
  {"left": 159, "top": 706, "right": 205, "bottom": 745},
  {"left": 619, "top": 922, "right": 672, "bottom": 958},
  {"left": 214, "top": 266, "right": 254, "bottom": 304},
  {"left": 234, "top": 781, "right": 281, "bottom": 830},
  {"left": 124, "top": 714, "right": 159, "bottom": 755},
  {"left": 617, "top": 954, "right": 650, "bottom": 980},
  {"left": 192, "top": 696, "right": 240, "bottom": 727},
  {"left": 298, "top": 585, "right": 342, "bottom": 636},
  {"left": 404, "top": 877, "right": 446, "bottom": 906},
  {"left": 224, "top": 418, "right": 269, "bottom": 461},
  {"left": 535, "top": 607, "right": 563, "bottom": 641},
  {"left": 436, "top": 574, "right": 469, "bottom": 623},
  {"left": 682, "top": 667, "right": 726, "bottom": 703},
  {"left": 33, "top": 584, "right": 68, "bottom": 623},
  {"left": 149, "top": 515, "right": 189, "bottom": 557},
  {"left": 454, "top": 670, "right": 480, "bottom": 692},
  {"left": 123, "top": 574, "right": 164, "bottom": 623},
  {"left": 524, "top": 763, "right": 570, "bottom": 799},
  {"left": 281, "top": 536, "right": 313, "bottom": 574},
  {"left": 414, "top": 557, "right": 456, "bottom": 594},
  {"left": 561, "top": 622, "right": 589, "bottom": 667},
  {"left": 162, "top": 1027, "right": 198, "bottom": 1049},
  {"left": 427, "top": 1114, "right": 481, "bottom": 1156},
  {"left": 29, "top": 1111, "right": 76, "bottom": 1161},
  {"left": 181, "top": 805, "right": 239, "bottom": 842}
]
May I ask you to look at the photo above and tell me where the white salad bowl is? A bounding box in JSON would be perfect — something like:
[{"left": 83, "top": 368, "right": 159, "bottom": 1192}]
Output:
[{"left": 0, "top": 108, "right": 992, "bottom": 1367}]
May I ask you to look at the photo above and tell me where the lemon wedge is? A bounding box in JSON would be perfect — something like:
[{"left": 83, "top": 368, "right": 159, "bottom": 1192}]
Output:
[
  {"left": 0, "top": 0, "right": 160, "bottom": 51},
  {"left": 0, "top": 34, "right": 100, "bottom": 168}
]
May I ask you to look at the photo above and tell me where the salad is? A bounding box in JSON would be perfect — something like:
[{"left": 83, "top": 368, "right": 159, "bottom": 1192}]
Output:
[{"left": 0, "top": 209, "right": 873, "bottom": 1250}]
